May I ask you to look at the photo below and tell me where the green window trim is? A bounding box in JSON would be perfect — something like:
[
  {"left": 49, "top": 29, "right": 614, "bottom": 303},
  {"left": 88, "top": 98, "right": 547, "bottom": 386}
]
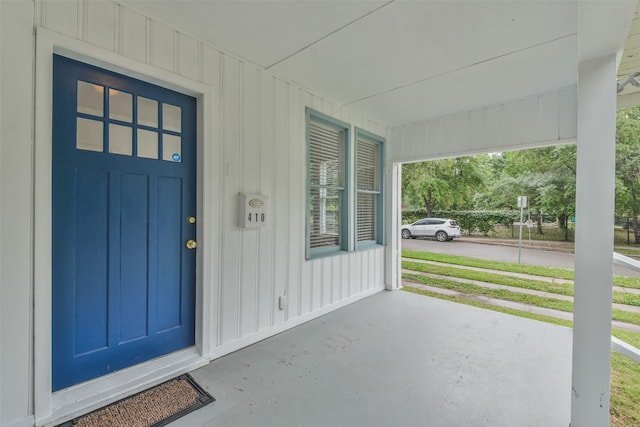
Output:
[
  {"left": 306, "top": 108, "right": 350, "bottom": 259},
  {"left": 355, "top": 128, "right": 385, "bottom": 248}
]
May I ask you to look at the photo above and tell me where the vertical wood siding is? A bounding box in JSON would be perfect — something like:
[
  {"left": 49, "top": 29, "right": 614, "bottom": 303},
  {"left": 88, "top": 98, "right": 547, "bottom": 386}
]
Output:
[
  {"left": 389, "top": 87, "right": 578, "bottom": 163},
  {"left": 1, "top": 2, "right": 36, "bottom": 426},
  {"left": 38, "top": 0, "right": 387, "bottom": 352}
]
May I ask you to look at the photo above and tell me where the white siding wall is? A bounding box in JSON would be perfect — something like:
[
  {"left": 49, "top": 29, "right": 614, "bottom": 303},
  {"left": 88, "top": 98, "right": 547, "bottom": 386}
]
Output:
[
  {"left": 0, "top": 1, "right": 387, "bottom": 425},
  {"left": 1, "top": 2, "right": 36, "bottom": 426},
  {"left": 389, "top": 87, "right": 578, "bottom": 163}
]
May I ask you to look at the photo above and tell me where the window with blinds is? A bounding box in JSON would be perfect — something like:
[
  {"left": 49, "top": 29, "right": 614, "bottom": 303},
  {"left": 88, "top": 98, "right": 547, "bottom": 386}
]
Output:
[
  {"left": 356, "top": 129, "right": 383, "bottom": 245},
  {"left": 307, "top": 111, "right": 348, "bottom": 256}
]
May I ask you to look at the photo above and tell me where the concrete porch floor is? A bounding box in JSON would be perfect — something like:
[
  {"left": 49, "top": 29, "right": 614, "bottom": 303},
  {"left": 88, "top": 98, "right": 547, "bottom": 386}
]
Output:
[{"left": 174, "top": 290, "right": 572, "bottom": 427}]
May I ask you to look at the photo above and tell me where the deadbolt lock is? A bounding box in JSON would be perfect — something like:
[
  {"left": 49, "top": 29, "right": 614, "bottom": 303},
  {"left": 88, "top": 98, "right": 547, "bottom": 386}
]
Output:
[
  {"left": 187, "top": 216, "right": 197, "bottom": 224},
  {"left": 186, "top": 240, "right": 198, "bottom": 249}
]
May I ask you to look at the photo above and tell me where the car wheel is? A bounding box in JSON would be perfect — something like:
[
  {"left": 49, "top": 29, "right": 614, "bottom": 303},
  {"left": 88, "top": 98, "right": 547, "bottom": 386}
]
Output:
[
  {"left": 435, "top": 231, "right": 448, "bottom": 242},
  {"left": 401, "top": 229, "right": 411, "bottom": 239}
]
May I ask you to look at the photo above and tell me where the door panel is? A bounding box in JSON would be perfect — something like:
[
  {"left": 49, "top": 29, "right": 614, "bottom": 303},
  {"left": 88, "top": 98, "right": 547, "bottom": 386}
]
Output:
[
  {"left": 119, "top": 173, "right": 150, "bottom": 343},
  {"left": 73, "top": 169, "right": 110, "bottom": 355},
  {"left": 52, "top": 55, "right": 197, "bottom": 391},
  {"left": 157, "top": 176, "right": 184, "bottom": 332}
]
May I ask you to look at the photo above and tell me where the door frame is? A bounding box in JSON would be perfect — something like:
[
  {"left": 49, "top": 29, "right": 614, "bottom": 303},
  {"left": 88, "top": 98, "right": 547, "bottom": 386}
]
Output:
[{"left": 34, "top": 28, "right": 217, "bottom": 425}]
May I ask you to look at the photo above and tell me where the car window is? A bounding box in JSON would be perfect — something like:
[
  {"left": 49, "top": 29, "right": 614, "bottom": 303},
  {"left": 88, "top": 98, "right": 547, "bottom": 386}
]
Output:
[
  {"left": 434, "top": 220, "right": 445, "bottom": 225},
  {"left": 415, "top": 220, "right": 427, "bottom": 225},
  {"left": 449, "top": 220, "right": 458, "bottom": 226}
]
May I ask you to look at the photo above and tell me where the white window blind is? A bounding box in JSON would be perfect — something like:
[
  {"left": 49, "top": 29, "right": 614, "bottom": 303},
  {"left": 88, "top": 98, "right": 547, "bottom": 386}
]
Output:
[
  {"left": 356, "top": 135, "right": 380, "bottom": 243},
  {"left": 309, "top": 120, "right": 344, "bottom": 250}
]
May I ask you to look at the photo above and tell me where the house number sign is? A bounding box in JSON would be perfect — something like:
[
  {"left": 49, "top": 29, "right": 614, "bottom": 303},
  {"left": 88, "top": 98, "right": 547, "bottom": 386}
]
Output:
[{"left": 238, "top": 193, "right": 268, "bottom": 228}]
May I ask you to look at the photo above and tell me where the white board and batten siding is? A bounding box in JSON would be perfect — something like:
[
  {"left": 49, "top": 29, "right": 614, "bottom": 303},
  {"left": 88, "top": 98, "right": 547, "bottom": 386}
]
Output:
[
  {"left": 0, "top": 1, "right": 387, "bottom": 425},
  {"left": 1, "top": 2, "right": 37, "bottom": 427},
  {"left": 40, "top": 0, "right": 388, "bottom": 350},
  {"left": 389, "top": 86, "right": 578, "bottom": 163}
]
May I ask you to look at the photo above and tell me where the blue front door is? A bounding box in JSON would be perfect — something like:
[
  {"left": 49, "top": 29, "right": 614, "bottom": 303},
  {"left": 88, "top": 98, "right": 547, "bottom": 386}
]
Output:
[{"left": 52, "top": 55, "right": 197, "bottom": 391}]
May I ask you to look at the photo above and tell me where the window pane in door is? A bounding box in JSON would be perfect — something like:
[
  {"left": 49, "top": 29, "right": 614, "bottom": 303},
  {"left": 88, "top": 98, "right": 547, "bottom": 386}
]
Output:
[
  {"left": 109, "top": 89, "right": 133, "bottom": 122},
  {"left": 162, "top": 134, "right": 181, "bottom": 162},
  {"left": 109, "top": 124, "right": 132, "bottom": 156},
  {"left": 138, "top": 96, "right": 158, "bottom": 128},
  {"left": 77, "top": 81, "right": 104, "bottom": 117},
  {"left": 162, "top": 103, "right": 181, "bottom": 132},
  {"left": 76, "top": 117, "right": 103, "bottom": 152},
  {"left": 137, "top": 129, "right": 158, "bottom": 159}
]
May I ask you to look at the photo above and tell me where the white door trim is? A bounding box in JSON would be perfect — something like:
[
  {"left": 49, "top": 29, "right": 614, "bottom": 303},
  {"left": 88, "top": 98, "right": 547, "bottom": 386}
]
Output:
[{"left": 34, "top": 27, "right": 217, "bottom": 426}]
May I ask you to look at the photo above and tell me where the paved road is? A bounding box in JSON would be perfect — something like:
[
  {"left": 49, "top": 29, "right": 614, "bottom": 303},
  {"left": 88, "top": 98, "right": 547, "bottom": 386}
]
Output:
[{"left": 401, "top": 237, "right": 640, "bottom": 278}]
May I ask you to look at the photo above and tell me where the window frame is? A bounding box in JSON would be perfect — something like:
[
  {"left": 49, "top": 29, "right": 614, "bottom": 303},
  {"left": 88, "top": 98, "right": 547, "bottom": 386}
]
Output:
[
  {"left": 305, "top": 108, "right": 351, "bottom": 259},
  {"left": 355, "top": 128, "right": 385, "bottom": 249}
]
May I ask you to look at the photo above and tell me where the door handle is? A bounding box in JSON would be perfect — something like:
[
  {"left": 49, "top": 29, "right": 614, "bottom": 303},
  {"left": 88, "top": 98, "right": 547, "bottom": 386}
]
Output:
[{"left": 185, "top": 240, "right": 197, "bottom": 249}]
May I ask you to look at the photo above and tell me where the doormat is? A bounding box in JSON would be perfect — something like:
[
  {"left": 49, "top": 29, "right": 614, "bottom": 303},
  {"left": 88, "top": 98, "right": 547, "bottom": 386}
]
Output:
[{"left": 57, "top": 374, "right": 214, "bottom": 427}]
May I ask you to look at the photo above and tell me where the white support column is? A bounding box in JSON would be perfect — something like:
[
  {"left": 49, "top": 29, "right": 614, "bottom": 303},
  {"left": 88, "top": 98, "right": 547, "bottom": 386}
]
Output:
[
  {"left": 385, "top": 162, "right": 402, "bottom": 290},
  {"left": 571, "top": 54, "right": 617, "bottom": 426}
]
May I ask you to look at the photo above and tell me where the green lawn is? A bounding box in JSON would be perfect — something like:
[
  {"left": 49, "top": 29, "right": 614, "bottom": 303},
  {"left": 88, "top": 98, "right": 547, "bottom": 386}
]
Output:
[
  {"left": 403, "top": 250, "right": 576, "bottom": 278},
  {"left": 402, "top": 285, "right": 573, "bottom": 327},
  {"left": 402, "top": 260, "right": 640, "bottom": 306},
  {"left": 611, "top": 352, "right": 640, "bottom": 426},
  {"left": 488, "top": 224, "right": 575, "bottom": 242},
  {"left": 404, "top": 273, "right": 575, "bottom": 311},
  {"left": 403, "top": 260, "right": 573, "bottom": 294},
  {"left": 403, "top": 250, "right": 640, "bottom": 289},
  {"left": 403, "top": 272, "right": 640, "bottom": 326}
]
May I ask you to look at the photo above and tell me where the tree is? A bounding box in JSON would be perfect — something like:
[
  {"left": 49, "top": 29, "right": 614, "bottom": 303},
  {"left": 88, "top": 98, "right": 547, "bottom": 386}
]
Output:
[
  {"left": 402, "top": 146, "right": 579, "bottom": 241},
  {"left": 472, "top": 145, "right": 577, "bottom": 240},
  {"left": 402, "top": 156, "right": 487, "bottom": 216},
  {"left": 616, "top": 107, "right": 640, "bottom": 242},
  {"left": 400, "top": 108, "right": 640, "bottom": 244},
  {"left": 507, "top": 145, "right": 576, "bottom": 240}
]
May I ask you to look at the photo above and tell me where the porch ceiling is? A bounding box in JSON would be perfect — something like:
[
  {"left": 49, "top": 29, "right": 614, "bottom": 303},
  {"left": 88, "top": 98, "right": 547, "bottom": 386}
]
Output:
[
  {"left": 617, "top": 2, "right": 640, "bottom": 108},
  {"left": 125, "top": 0, "right": 635, "bottom": 127}
]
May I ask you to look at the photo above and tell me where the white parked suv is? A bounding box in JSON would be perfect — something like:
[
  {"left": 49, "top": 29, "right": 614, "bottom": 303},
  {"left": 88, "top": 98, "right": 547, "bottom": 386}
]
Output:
[{"left": 401, "top": 218, "right": 461, "bottom": 242}]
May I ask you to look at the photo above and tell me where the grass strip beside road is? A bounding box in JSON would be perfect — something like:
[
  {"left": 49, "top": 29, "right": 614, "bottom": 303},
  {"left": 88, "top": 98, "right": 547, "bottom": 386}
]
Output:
[
  {"left": 613, "top": 329, "right": 640, "bottom": 348},
  {"left": 403, "top": 273, "right": 640, "bottom": 326},
  {"left": 402, "top": 260, "right": 640, "bottom": 307},
  {"left": 615, "top": 276, "right": 640, "bottom": 289},
  {"left": 403, "top": 249, "right": 575, "bottom": 279},
  {"left": 402, "top": 285, "right": 573, "bottom": 327},
  {"left": 612, "top": 309, "right": 640, "bottom": 327},
  {"left": 613, "top": 246, "right": 640, "bottom": 257},
  {"left": 403, "top": 260, "right": 573, "bottom": 295},
  {"left": 403, "top": 273, "right": 574, "bottom": 311},
  {"left": 403, "top": 250, "right": 640, "bottom": 289}
]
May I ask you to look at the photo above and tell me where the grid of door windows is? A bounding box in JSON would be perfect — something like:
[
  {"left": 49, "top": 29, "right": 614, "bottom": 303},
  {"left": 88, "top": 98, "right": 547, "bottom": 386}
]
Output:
[{"left": 76, "top": 80, "right": 183, "bottom": 162}]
